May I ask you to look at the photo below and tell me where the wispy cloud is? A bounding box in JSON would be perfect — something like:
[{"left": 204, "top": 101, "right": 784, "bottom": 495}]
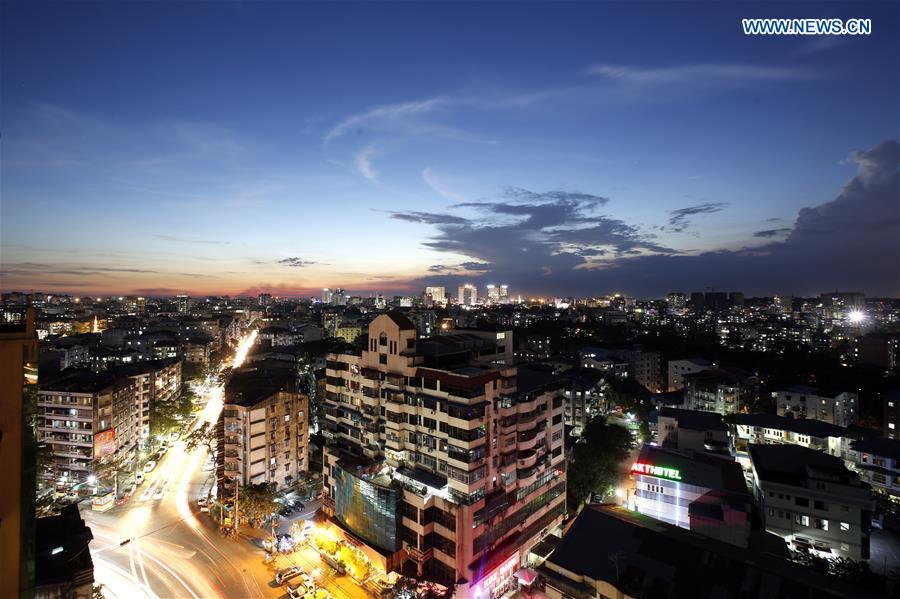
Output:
[
  {"left": 386, "top": 211, "right": 471, "bottom": 225},
  {"left": 324, "top": 97, "right": 451, "bottom": 144},
  {"left": 586, "top": 63, "right": 813, "bottom": 84},
  {"left": 355, "top": 146, "right": 378, "bottom": 180},
  {"left": 753, "top": 228, "right": 792, "bottom": 238},
  {"left": 153, "top": 234, "right": 231, "bottom": 245},
  {"left": 278, "top": 257, "right": 318, "bottom": 268},
  {"left": 667, "top": 202, "right": 728, "bottom": 232},
  {"left": 422, "top": 167, "right": 466, "bottom": 203}
]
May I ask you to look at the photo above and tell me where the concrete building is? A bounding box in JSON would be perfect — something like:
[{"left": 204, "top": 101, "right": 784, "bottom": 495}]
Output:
[
  {"left": 630, "top": 445, "right": 750, "bottom": 546},
  {"left": 37, "top": 370, "right": 143, "bottom": 487},
  {"left": 731, "top": 413, "right": 846, "bottom": 465},
  {"left": 655, "top": 408, "right": 730, "bottom": 457},
  {"left": 667, "top": 358, "right": 712, "bottom": 391},
  {"left": 0, "top": 306, "right": 39, "bottom": 598},
  {"left": 683, "top": 368, "right": 752, "bottom": 415},
  {"left": 457, "top": 284, "right": 478, "bottom": 306},
  {"left": 216, "top": 362, "right": 309, "bottom": 495},
  {"left": 321, "top": 312, "right": 566, "bottom": 597},
  {"left": 424, "top": 286, "right": 446, "bottom": 306},
  {"left": 750, "top": 444, "right": 873, "bottom": 559},
  {"left": 846, "top": 437, "right": 900, "bottom": 500},
  {"left": 666, "top": 292, "right": 687, "bottom": 314},
  {"left": 776, "top": 385, "right": 858, "bottom": 427},
  {"left": 486, "top": 284, "right": 509, "bottom": 305}
]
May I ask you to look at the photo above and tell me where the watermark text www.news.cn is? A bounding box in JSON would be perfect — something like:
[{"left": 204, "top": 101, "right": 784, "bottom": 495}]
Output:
[{"left": 742, "top": 18, "right": 871, "bottom": 35}]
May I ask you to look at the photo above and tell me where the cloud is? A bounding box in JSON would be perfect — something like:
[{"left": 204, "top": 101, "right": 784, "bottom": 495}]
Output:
[
  {"left": 324, "top": 97, "right": 453, "bottom": 144},
  {"left": 753, "top": 228, "right": 792, "bottom": 238},
  {"left": 392, "top": 187, "right": 674, "bottom": 293},
  {"left": 586, "top": 63, "right": 813, "bottom": 84},
  {"left": 355, "top": 146, "right": 378, "bottom": 180},
  {"left": 422, "top": 167, "right": 466, "bottom": 203},
  {"left": 387, "top": 211, "right": 472, "bottom": 225},
  {"left": 667, "top": 202, "right": 728, "bottom": 232},
  {"left": 278, "top": 257, "right": 318, "bottom": 268},
  {"left": 154, "top": 234, "right": 231, "bottom": 245}
]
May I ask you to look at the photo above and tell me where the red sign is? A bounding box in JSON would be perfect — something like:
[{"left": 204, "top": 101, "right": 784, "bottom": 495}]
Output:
[{"left": 94, "top": 428, "right": 117, "bottom": 458}]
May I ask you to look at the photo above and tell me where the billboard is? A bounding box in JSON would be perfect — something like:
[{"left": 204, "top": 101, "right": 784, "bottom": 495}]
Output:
[{"left": 94, "top": 428, "right": 117, "bottom": 458}]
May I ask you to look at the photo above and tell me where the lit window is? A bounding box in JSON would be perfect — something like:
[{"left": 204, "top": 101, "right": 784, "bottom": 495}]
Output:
[{"left": 840, "top": 522, "right": 850, "bottom": 531}]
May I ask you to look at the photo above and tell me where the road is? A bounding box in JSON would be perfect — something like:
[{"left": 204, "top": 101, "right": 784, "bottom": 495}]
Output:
[{"left": 83, "top": 331, "right": 287, "bottom": 599}]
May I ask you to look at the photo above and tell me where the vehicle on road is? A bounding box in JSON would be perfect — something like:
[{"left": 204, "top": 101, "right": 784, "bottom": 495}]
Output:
[
  {"left": 140, "top": 488, "right": 154, "bottom": 502},
  {"left": 143, "top": 460, "right": 157, "bottom": 473},
  {"left": 153, "top": 485, "right": 166, "bottom": 500},
  {"left": 275, "top": 566, "right": 303, "bottom": 585},
  {"left": 135, "top": 472, "right": 144, "bottom": 485}
]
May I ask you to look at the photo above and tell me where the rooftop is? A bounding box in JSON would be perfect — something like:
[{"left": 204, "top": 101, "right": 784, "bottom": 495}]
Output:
[
  {"left": 658, "top": 407, "right": 727, "bottom": 432},
  {"left": 541, "top": 505, "right": 875, "bottom": 599},
  {"left": 732, "top": 413, "right": 846, "bottom": 438},
  {"left": 635, "top": 445, "right": 747, "bottom": 495},
  {"left": 749, "top": 444, "right": 861, "bottom": 487},
  {"left": 851, "top": 437, "right": 900, "bottom": 460}
]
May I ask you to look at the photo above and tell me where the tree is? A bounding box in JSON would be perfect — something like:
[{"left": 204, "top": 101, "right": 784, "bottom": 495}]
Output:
[
  {"left": 567, "top": 416, "right": 634, "bottom": 511},
  {"left": 185, "top": 426, "right": 216, "bottom": 455},
  {"left": 236, "top": 483, "right": 279, "bottom": 528}
]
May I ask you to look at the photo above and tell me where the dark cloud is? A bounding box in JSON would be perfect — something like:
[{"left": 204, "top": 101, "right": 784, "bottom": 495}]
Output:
[
  {"left": 278, "top": 257, "right": 317, "bottom": 268},
  {"left": 388, "top": 211, "right": 471, "bottom": 225},
  {"left": 428, "top": 262, "right": 493, "bottom": 273},
  {"left": 667, "top": 202, "right": 728, "bottom": 232},
  {"left": 397, "top": 140, "right": 898, "bottom": 296},
  {"left": 753, "top": 228, "right": 792, "bottom": 238}
]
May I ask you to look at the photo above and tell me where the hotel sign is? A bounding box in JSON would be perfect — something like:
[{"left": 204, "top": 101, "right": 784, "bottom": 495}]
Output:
[{"left": 631, "top": 462, "right": 682, "bottom": 481}]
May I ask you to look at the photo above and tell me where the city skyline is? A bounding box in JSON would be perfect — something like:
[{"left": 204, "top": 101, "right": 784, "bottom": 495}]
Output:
[{"left": 2, "top": 2, "right": 898, "bottom": 298}]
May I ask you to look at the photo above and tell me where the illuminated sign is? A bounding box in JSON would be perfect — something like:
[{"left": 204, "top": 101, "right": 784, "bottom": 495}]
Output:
[
  {"left": 93, "top": 428, "right": 117, "bottom": 458},
  {"left": 631, "top": 462, "right": 682, "bottom": 481}
]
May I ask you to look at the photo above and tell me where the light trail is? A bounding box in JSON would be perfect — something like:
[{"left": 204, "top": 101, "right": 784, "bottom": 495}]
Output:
[{"left": 89, "top": 330, "right": 261, "bottom": 599}]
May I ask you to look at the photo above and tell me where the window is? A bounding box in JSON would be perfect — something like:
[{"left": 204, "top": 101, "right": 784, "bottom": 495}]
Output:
[
  {"left": 795, "top": 514, "right": 810, "bottom": 527},
  {"left": 795, "top": 497, "right": 809, "bottom": 507},
  {"left": 814, "top": 500, "right": 826, "bottom": 511},
  {"left": 815, "top": 519, "right": 829, "bottom": 531},
  {"left": 840, "top": 543, "right": 850, "bottom": 552},
  {"left": 840, "top": 522, "right": 850, "bottom": 531}
]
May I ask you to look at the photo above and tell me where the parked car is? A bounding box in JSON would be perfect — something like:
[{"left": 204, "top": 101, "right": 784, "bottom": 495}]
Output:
[
  {"left": 153, "top": 485, "right": 166, "bottom": 501},
  {"left": 275, "top": 566, "right": 303, "bottom": 585},
  {"left": 143, "top": 460, "right": 157, "bottom": 473},
  {"left": 140, "top": 488, "right": 154, "bottom": 502},
  {"left": 135, "top": 472, "right": 144, "bottom": 485}
]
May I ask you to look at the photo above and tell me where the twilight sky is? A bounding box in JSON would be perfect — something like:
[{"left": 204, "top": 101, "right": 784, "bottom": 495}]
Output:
[{"left": 1, "top": 1, "right": 898, "bottom": 298}]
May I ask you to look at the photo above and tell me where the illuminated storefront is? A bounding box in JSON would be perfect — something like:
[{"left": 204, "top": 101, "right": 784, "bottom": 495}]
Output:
[{"left": 471, "top": 552, "right": 520, "bottom": 599}]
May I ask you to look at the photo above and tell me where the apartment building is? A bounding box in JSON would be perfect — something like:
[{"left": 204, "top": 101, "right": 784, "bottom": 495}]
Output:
[
  {"left": 321, "top": 312, "right": 566, "bottom": 599},
  {"left": 655, "top": 408, "right": 730, "bottom": 457},
  {"left": 683, "top": 368, "right": 753, "bottom": 415},
  {"left": 847, "top": 437, "right": 900, "bottom": 500},
  {"left": 750, "top": 444, "right": 873, "bottom": 559},
  {"left": 732, "top": 413, "right": 846, "bottom": 464},
  {"left": 114, "top": 359, "right": 182, "bottom": 441},
  {"left": 38, "top": 371, "right": 141, "bottom": 486},
  {"left": 667, "top": 358, "right": 712, "bottom": 391},
  {"left": 216, "top": 362, "right": 309, "bottom": 496},
  {"left": 776, "top": 385, "right": 858, "bottom": 427}
]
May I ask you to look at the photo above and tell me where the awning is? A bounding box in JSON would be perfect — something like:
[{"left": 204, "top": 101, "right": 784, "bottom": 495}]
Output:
[{"left": 515, "top": 568, "right": 539, "bottom": 585}]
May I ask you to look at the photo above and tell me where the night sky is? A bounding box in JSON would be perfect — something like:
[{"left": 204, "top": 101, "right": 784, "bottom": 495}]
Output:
[{"left": 1, "top": 1, "right": 897, "bottom": 298}]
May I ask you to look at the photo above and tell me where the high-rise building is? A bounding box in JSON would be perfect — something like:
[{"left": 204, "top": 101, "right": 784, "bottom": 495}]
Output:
[
  {"left": 0, "top": 306, "right": 39, "bottom": 598},
  {"left": 321, "top": 313, "right": 566, "bottom": 597},
  {"left": 322, "top": 288, "right": 333, "bottom": 304},
  {"left": 258, "top": 293, "right": 272, "bottom": 306},
  {"left": 666, "top": 292, "right": 687, "bottom": 314},
  {"left": 775, "top": 385, "right": 858, "bottom": 427},
  {"left": 332, "top": 288, "right": 348, "bottom": 306},
  {"left": 216, "top": 362, "right": 309, "bottom": 495},
  {"left": 175, "top": 294, "right": 191, "bottom": 314},
  {"left": 424, "top": 286, "right": 446, "bottom": 306},
  {"left": 457, "top": 284, "right": 477, "bottom": 306},
  {"left": 486, "top": 284, "right": 509, "bottom": 305}
]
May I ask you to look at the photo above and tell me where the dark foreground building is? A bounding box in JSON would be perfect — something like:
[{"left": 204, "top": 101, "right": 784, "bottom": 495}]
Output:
[
  {"left": 538, "top": 505, "right": 879, "bottom": 599},
  {"left": 35, "top": 504, "right": 94, "bottom": 599}
]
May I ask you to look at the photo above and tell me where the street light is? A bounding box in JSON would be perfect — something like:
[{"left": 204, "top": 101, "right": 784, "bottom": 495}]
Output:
[{"left": 87, "top": 475, "right": 98, "bottom": 486}]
